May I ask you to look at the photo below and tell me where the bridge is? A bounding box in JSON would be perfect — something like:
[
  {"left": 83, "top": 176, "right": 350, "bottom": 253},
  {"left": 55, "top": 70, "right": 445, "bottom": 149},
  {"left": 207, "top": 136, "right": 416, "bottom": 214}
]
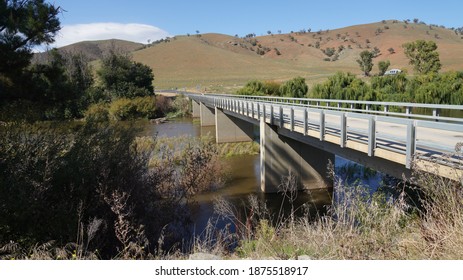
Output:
[{"left": 181, "top": 92, "right": 463, "bottom": 193}]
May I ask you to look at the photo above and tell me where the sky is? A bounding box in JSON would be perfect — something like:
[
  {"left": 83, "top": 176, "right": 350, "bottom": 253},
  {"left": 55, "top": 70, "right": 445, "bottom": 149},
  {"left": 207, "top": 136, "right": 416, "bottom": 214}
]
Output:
[{"left": 46, "top": 0, "right": 463, "bottom": 48}]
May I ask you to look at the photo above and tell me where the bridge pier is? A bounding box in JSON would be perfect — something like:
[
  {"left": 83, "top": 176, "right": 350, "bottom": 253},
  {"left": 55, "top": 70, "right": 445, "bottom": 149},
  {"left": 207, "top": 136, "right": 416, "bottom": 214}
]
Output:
[
  {"left": 215, "top": 108, "right": 254, "bottom": 143},
  {"left": 260, "top": 118, "right": 334, "bottom": 193},
  {"left": 192, "top": 99, "right": 200, "bottom": 118},
  {"left": 200, "top": 102, "right": 215, "bottom": 126}
]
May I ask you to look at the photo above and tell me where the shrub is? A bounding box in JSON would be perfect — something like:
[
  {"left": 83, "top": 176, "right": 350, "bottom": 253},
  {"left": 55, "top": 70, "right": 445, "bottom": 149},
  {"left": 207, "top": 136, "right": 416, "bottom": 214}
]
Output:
[
  {"left": 279, "top": 77, "right": 308, "bottom": 98},
  {"left": 84, "top": 103, "right": 110, "bottom": 122},
  {"left": 236, "top": 80, "right": 266, "bottom": 96},
  {"left": 109, "top": 96, "right": 157, "bottom": 120},
  {"left": 0, "top": 121, "right": 225, "bottom": 259}
]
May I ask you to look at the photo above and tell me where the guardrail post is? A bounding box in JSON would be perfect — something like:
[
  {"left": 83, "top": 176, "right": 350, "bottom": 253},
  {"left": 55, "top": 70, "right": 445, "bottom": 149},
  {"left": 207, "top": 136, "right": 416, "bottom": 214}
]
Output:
[
  {"left": 340, "top": 113, "right": 347, "bottom": 148},
  {"left": 246, "top": 101, "right": 249, "bottom": 116},
  {"left": 303, "top": 108, "right": 308, "bottom": 136},
  {"left": 251, "top": 102, "right": 254, "bottom": 119},
  {"left": 405, "top": 106, "right": 411, "bottom": 118},
  {"left": 263, "top": 104, "right": 266, "bottom": 122},
  {"left": 319, "top": 110, "right": 325, "bottom": 141},
  {"left": 433, "top": 108, "right": 440, "bottom": 122},
  {"left": 290, "top": 107, "right": 294, "bottom": 131},
  {"left": 270, "top": 105, "right": 274, "bottom": 125},
  {"left": 257, "top": 103, "right": 260, "bottom": 119},
  {"left": 279, "top": 106, "right": 284, "bottom": 128},
  {"left": 406, "top": 120, "right": 416, "bottom": 169},
  {"left": 368, "top": 116, "right": 376, "bottom": 156}
]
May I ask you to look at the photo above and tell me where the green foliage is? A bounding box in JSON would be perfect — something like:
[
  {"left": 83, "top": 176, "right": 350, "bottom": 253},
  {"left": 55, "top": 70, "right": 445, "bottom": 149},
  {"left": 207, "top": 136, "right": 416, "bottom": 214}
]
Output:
[
  {"left": 0, "top": 121, "right": 224, "bottom": 258},
  {"left": 108, "top": 96, "right": 157, "bottom": 120},
  {"left": 279, "top": 76, "right": 308, "bottom": 98},
  {"left": 0, "top": 0, "right": 61, "bottom": 78},
  {"left": 263, "top": 81, "right": 282, "bottom": 96},
  {"left": 236, "top": 80, "right": 265, "bottom": 95},
  {"left": 311, "top": 72, "right": 373, "bottom": 102},
  {"left": 237, "top": 77, "right": 308, "bottom": 98},
  {"left": 403, "top": 40, "right": 441, "bottom": 74},
  {"left": 409, "top": 72, "right": 463, "bottom": 104},
  {"left": 378, "top": 60, "right": 391, "bottom": 76},
  {"left": 370, "top": 72, "right": 409, "bottom": 102},
  {"left": 84, "top": 103, "right": 110, "bottom": 122},
  {"left": 356, "top": 50, "right": 374, "bottom": 76},
  {"left": 98, "top": 51, "right": 154, "bottom": 99},
  {"left": 236, "top": 80, "right": 281, "bottom": 96},
  {"left": 1, "top": 48, "right": 94, "bottom": 120},
  {"left": 169, "top": 95, "right": 192, "bottom": 118}
]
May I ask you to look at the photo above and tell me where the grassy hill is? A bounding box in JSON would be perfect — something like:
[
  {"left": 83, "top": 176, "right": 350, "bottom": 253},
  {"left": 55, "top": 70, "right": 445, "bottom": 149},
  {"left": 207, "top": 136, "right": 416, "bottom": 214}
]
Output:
[
  {"left": 37, "top": 21, "right": 463, "bottom": 92},
  {"left": 132, "top": 20, "right": 463, "bottom": 92},
  {"left": 34, "top": 39, "right": 144, "bottom": 63}
]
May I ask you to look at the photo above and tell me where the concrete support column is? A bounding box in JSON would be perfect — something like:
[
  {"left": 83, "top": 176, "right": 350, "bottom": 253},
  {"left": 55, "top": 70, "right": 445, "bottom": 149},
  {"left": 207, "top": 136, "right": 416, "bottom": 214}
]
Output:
[
  {"left": 215, "top": 108, "right": 254, "bottom": 143},
  {"left": 200, "top": 102, "right": 215, "bottom": 126},
  {"left": 260, "top": 118, "right": 334, "bottom": 193},
  {"left": 192, "top": 99, "right": 200, "bottom": 118}
]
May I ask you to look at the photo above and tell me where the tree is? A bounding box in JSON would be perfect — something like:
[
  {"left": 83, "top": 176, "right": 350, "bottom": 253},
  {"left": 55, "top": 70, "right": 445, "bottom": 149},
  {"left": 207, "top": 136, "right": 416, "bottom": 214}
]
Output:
[
  {"left": 0, "top": 0, "right": 61, "bottom": 77},
  {"left": 98, "top": 51, "right": 154, "bottom": 99},
  {"left": 357, "top": 50, "right": 374, "bottom": 76},
  {"left": 279, "top": 76, "right": 308, "bottom": 98},
  {"left": 403, "top": 40, "right": 441, "bottom": 74},
  {"left": 378, "top": 60, "right": 391, "bottom": 76}
]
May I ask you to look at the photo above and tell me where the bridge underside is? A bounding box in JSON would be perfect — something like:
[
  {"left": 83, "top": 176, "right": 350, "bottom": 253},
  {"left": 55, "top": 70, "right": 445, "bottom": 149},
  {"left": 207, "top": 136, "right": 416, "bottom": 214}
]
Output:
[
  {"left": 195, "top": 102, "right": 334, "bottom": 193},
  {"left": 260, "top": 119, "right": 333, "bottom": 193},
  {"left": 215, "top": 108, "right": 254, "bottom": 143}
]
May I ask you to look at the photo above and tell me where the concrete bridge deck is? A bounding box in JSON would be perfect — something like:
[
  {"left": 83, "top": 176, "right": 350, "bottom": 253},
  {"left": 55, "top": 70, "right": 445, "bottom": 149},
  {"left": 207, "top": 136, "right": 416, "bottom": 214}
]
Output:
[{"left": 183, "top": 92, "right": 463, "bottom": 192}]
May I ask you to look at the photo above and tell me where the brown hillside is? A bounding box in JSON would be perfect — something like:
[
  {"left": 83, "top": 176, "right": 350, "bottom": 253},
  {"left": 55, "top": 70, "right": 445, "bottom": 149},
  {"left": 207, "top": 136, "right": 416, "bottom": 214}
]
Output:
[
  {"left": 34, "top": 39, "right": 144, "bottom": 63},
  {"left": 132, "top": 21, "right": 463, "bottom": 91}
]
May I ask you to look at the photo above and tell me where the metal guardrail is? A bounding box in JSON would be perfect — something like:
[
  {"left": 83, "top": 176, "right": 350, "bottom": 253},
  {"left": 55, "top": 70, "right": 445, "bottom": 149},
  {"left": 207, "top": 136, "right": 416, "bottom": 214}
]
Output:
[
  {"left": 184, "top": 92, "right": 463, "bottom": 173},
  {"left": 184, "top": 92, "right": 463, "bottom": 123}
]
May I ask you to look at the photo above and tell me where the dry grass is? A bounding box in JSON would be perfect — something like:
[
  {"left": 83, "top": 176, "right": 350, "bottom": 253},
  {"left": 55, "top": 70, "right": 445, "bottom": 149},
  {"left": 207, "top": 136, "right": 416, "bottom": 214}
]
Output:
[
  {"left": 200, "top": 156, "right": 463, "bottom": 260},
  {"left": 131, "top": 21, "right": 463, "bottom": 90}
]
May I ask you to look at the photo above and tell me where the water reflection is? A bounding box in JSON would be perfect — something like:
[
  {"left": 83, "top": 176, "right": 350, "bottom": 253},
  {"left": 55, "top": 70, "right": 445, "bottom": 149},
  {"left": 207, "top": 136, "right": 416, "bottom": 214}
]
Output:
[{"left": 137, "top": 118, "right": 334, "bottom": 234}]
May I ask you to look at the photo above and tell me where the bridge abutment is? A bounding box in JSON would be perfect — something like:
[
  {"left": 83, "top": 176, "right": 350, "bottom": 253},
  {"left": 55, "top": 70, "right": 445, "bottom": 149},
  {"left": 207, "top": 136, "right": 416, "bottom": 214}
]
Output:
[
  {"left": 260, "top": 118, "right": 334, "bottom": 193},
  {"left": 215, "top": 108, "right": 254, "bottom": 143}
]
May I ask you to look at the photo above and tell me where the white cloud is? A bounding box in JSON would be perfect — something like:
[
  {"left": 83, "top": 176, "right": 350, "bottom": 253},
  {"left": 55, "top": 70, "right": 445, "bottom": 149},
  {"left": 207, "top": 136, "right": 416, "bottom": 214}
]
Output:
[{"left": 51, "top": 22, "right": 170, "bottom": 48}]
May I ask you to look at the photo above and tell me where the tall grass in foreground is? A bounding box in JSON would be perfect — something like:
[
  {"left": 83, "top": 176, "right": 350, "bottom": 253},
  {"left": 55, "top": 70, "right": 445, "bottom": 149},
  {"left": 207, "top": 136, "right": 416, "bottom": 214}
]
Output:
[{"left": 194, "top": 159, "right": 463, "bottom": 259}]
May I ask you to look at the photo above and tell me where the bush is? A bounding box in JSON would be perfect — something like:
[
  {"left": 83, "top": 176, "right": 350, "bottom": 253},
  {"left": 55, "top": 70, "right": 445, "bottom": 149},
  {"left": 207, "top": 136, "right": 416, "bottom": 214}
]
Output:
[
  {"left": 279, "top": 77, "right": 308, "bottom": 98},
  {"left": 108, "top": 96, "right": 157, "bottom": 120},
  {"left": 0, "top": 121, "right": 225, "bottom": 259},
  {"left": 170, "top": 95, "right": 192, "bottom": 117},
  {"left": 236, "top": 80, "right": 266, "bottom": 96},
  {"left": 84, "top": 103, "right": 110, "bottom": 122},
  {"left": 155, "top": 95, "right": 173, "bottom": 115}
]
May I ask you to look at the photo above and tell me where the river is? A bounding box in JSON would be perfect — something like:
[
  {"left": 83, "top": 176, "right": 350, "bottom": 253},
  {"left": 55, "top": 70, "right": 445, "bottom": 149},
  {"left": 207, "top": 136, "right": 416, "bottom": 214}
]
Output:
[{"left": 137, "top": 117, "right": 381, "bottom": 235}]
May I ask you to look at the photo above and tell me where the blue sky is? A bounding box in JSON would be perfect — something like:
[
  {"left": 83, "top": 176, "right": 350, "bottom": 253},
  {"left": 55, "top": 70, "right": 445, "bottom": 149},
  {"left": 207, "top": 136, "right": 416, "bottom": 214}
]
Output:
[{"left": 49, "top": 0, "right": 463, "bottom": 47}]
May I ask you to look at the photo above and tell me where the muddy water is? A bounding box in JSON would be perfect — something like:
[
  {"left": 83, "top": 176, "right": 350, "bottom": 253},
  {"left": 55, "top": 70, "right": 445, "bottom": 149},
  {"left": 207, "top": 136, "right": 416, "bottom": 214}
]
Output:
[{"left": 137, "top": 118, "right": 335, "bottom": 233}]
